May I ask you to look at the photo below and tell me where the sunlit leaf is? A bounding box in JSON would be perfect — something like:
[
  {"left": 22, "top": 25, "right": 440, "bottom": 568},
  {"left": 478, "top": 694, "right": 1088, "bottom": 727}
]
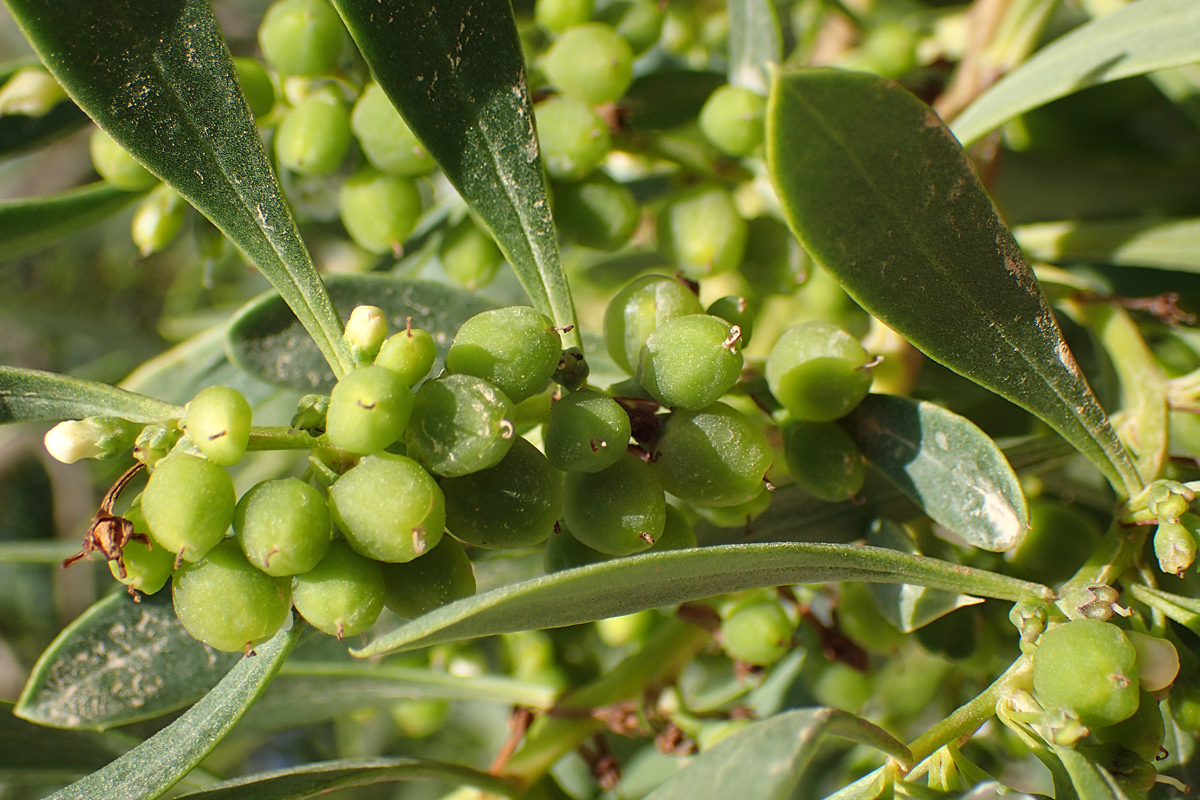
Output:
[
  {"left": 0, "top": 366, "right": 181, "bottom": 425},
  {"left": 727, "top": 0, "right": 781, "bottom": 93},
  {"left": 1016, "top": 217, "right": 1200, "bottom": 273}
]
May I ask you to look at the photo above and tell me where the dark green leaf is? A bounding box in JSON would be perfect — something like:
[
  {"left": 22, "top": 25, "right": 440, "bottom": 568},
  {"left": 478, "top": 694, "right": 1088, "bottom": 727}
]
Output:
[
  {"left": 0, "top": 100, "right": 88, "bottom": 160},
  {"left": 172, "top": 758, "right": 518, "bottom": 800},
  {"left": 0, "top": 701, "right": 132, "bottom": 781},
  {"left": 1016, "top": 217, "right": 1200, "bottom": 273},
  {"left": 44, "top": 622, "right": 302, "bottom": 800},
  {"left": 0, "top": 366, "right": 181, "bottom": 424},
  {"left": 330, "top": 0, "right": 581, "bottom": 350},
  {"left": 356, "top": 542, "right": 1050, "bottom": 656},
  {"left": 727, "top": 0, "right": 781, "bottom": 93},
  {"left": 3, "top": 0, "right": 353, "bottom": 377},
  {"left": 1052, "top": 744, "right": 1132, "bottom": 800},
  {"left": 0, "top": 183, "right": 144, "bottom": 262},
  {"left": 952, "top": 0, "right": 1200, "bottom": 146},
  {"left": 624, "top": 70, "right": 725, "bottom": 131},
  {"left": 15, "top": 591, "right": 239, "bottom": 731},
  {"left": 767, "top": 69, "right": 1141, "bottom": 498},
  {"left": 227, "top": 274, "right": 495, "bottom": 392},
  {"left": 844, "top": 395, "right": 1028, "bottom": 552},
  {"left": 0, "top": 541, "right": 89, "bottom": 564},
  {"left": 644, "top": 708, "right": 911, "bottom": 800}
]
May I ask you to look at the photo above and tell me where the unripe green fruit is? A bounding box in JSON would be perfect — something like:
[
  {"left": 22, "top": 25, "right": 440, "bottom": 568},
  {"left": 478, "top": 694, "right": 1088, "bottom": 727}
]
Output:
[
  {"left": 257, "top": 0, "right": 346, "bottom": 76},
  {"left": 783, "top": 420, "right": 865, "bottom": 503},
  {"left": 441, "top": 437, "right": 563, "bottom": 549},
  {"left": 182, "top": 385, "right": 252, "bottom": 467},
  {"left": 440, "top": 217, "right": 504, "bottom": 290},
  {"left": 172, "top": 540, "right": 291, "bottom": 652},
  {"left": 376, "top": 324, "right": 437, "bottom": 387},
  {"left": 382, "top": 535, "right": 476, "bottom": 618},
  {"left": 1032, "top": 619, "right": 1140, "bottom": 728},
  {"left": 766, "top": 321, "right": 874, "bottom": 422},
  {"left": 234, "top": 478, "right": 331, "bottom": 576},
  {"left": 699, "top": 85, "right": 766, "bottom": 157},
  {"left": 535, "top": 96, "right": 611, "bottom": 180},
  {"left": 1005, "top": 501, "right": 1101, "bottom": 585},
  {"left": 652, "top": 504, "right": 697, "bottom": 549},
  {"left": 108, "top": 506, "right": 173, "bottom": 595},
  {"left": 603, "top": 274, "right": 703, "bottom": 374},
  {"left": 691, "top": 486, "right": 771, "bottom": 528},
  {"left": 657, "top": 184, "right": 747, "bottom": 279},
  {"left": 1094, "top": 689, "right": 1165, "bottom": 761},
  {"left": 720, "top": 597, "right": 793, "bottom": 667},
  {"left": 405, "top": 375, "right": 515, "bottom": 477},
  {"left": 338, "top": 169, "right": 423, "bottom": 254},
  {"left": 543, "top": 524, "right": 612, "bottom": 572},
  {"left": 536, "top": 0, "right": 594, "bottom": 33},
  {"left": 706, "top": 296, "right": 755, "bottom": 346},
  {"left": 638, "top": 314, "right": 743, "bottom": 410},
  {"left": 233, "top": 57, "right": 275, "bottom": 118},
  {"left": 325, "top": 365, "right": 413, "bottom": 455},
  {"left": 544, "top": 389, "right": 631, "bottom": 473},
  {"left": 351, "top": 83, "right": 435, "bottom": 177},
  {"left": 552, "top": 175, "right": 640, "bottom": 251},
  {"left": 131, "top": 184, "right": 187, "bottom": 257},
  {"left": 596, "top": 0, "right": 664, "bottom": 55},
  {"left": 446, "top": 307, "right": 562, "bottom": 404},
  {"left": 740, "top": 215, "right": 806, "bottom": 297},
  {"left": 275, "top": 96, "right": 351, "bottom": 175},
  {"left": 141, "top": 453, "right": 235, "bottom": 562},
  {"left": 652, "top": 402, "right": 772, "bottom": 508},
  {"left": 292, "top": 541, "right": 385, "bottom": 639},
  {"left": 562, "top": 452, "right": 665, "bottom": 555},
  {"left": 90, "top": 128, "right": 157, "bottom": 191},
  {"left": 542, "top": 23, "right": 634, "bottom": 105},
  {"left": 329, "top": 453, "right": 446, "bottom": 562}
]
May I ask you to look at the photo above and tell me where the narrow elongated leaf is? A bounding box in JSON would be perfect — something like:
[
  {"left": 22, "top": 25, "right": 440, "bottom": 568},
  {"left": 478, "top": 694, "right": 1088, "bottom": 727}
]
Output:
[
  {"left": 45, "top": 621, "right": 301, "bottom": 800},
  {"left": 865, "top": 520, "right": 983, "bottom": 632},
  {"left": 15, "top": 591, "right": 239, "bottom": 730},
  {"left": 3, "top": 0, "right": 353, "bottom": 378},
  {"left": 1128, "top": 583, "right": 1200, "bottom": 637},
  {"left": 173, "top": 758, "right": 518, "bottom": 800},
  {"left": 645, "top": 708, "right": 911, "bottom": 800},
  {"left": 952, "top": 0, "right": 1200, "bottom": 145},
  {"left": 728, "top": 0, "right": 782, "bottom": 93},
  {"left": 1052, "top": 744, "right": 1132, "bottom": 800},
  {"left": 0, "top": 366, "right": 181, "bottom": 424},
  {"left": 227, "top": 275, "right": 495, "bottom": 392},
  {"left": 844, "top": 395, "right": 1028, "bottom": 551},
  {"left": 0, "top": 183, "right": 144, "bottom": 262},
  {"left": 356, "top": 542, "right": 1050, "bottom": 656},
  {"left": 330, "top": 0, "right": 581, "bottom": 350},
  {"left": 1016, "top": 217, "right": 1200, "bottom": 272},
  {"left": 767, "top": 69, "right": 1142, "bottom": 498}
]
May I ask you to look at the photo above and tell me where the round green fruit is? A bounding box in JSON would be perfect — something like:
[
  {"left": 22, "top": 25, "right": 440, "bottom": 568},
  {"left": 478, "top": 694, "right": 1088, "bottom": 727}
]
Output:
[
  {"left": 603, "top": 274, "right": 703, "bottom": 374},
  {"left": 544, "top": 389, "right": 631, "bottom": 473},
  {"left": 375, "top": 324, "right": 437, "bottom": 388},
  {"left": 292, "top": 542, "right": 385, "bottom": 639},
  {"left": 440, "top": 216, "right": 504, "bottom": 290},
  {"left": 1094, "top": 690, "right": 1165, "bottom": 761},
  {"left": 338, "top": 169, "right": 423, "bottom": 255},
  {"left": 543, "top": 523, "right": 612, "bottom": 572},
  {"left": 657, "top": 184, "right": 747, "bottom": 279},
  {"left": 131, "top": 184, "right": 187, "bottom": 257},
  {"left": 552, "top": 175, "right": 640, "bottom": 251},
  {"left": 651, "top": 402, "right": 772, "bottom": 508},
  {"left": 720, "top": 597, "right": 793, "bottom": 667},
  {"left": 275, "top": 95, "right": 351, "bottom": 176},
  {"left": 258, "top": 0, "right": 346, "bottom": 76},
  {"left": 445, "top": 306, "right": 562, "bottom": 404},
  {"left": 542, "top": 23, "right": 634, "bottom": 105},
  {"left": 405, "top": 374, "right": 515, "bottom": 477},
  {"left": 234, "top": 478, "right": 331, "bottom": 576},
  {"left": 535, "top": 0, "right": 594, "bottom": 33},
  {"left": 325, "top": 365, "right": 413, "bottom": 455},
  {"left": 233, "top": 57, "right": 275, "bottom": 118},
  {"left": 329, "top": 453, "right": 446, "bottom": 562},
  {"left": 638, "top": 314, "right": 743, "bottom": 410},
  {"left": 351, "top": 83, "right": 435, "bottom": 177},
  {"left": 535, "top": 96, "right": 611, "bottom": 180},
  {"left": 382, "top": 535, "right": 476, "bottom": 618},
  {"left": 1032, "top": 619, "right": 1140, "bottom": 728},
  {"left": 182, "top": 385, "right": 252, "bottom": 467},
  {"left": 562, "top": 452, "right": 665, "bottom": 555},
  {"left": 108, "top": 506, "right": 174, "bottom": 596},
  {"left": 783, "top": 420, "right": 865, "bottom": 503},
  {"left": 90, "top": 128, "right": 157, "bottom": 191},
  {"left": 699, "top": 84, "right": 766, "bottom": 157},
  {"left": 766, "top": 321, "right": 873, "bottom": 422},
  {"left": 140, "top": 453, "right": 235, "bottom": 562}
]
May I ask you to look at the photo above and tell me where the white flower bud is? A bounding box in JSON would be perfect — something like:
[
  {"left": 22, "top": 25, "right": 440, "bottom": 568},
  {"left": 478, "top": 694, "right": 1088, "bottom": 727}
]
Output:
[
  {"left": 0, "top": 68, "right": 67, "bottom": 117},
  {"left": 343, "top": 305, "right": 388, "bottom": 365},
  {"left": 45, "top": 420, "right": 111, "bottom": 464}
]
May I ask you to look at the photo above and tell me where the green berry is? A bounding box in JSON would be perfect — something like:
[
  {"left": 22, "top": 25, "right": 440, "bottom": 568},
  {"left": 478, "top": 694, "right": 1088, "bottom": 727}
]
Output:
[
  {"left": 441, "top": 436, "right": 563, "bottom": 549},
  {"left": 90, "top": 128, "right": 157, "bottom": 191},
  {"left": 382, "top": 535, "right": 476, "bottom": 618},
  {"left": 233, "top": 57, "right": 275, "bottom": 118},
  {"left": 553, "top": 175, "right": 640, "bottom": 251},
  {"left": 699, "top": 85, "right": 766, "bottom": 157},
  {"left": 275, "top": 95, "right": 351, "bottom": 176},
  {"left": 338, "top": 169, "right": 423, "bottom": 255},
  {"left": 638, "top": 314, "right": 743, "bottom": 410},
  {"left": 258, "top": 0, "right": 346, "bottom": 76},
  {"left": 108, "top": 505, "right": 173, "bottom": 596},
  {"left": 657, "top": 184, "right": 747, "bottom": 279},
  {"left": 131, "top": 184, "right": 187, "bottom": 257},
  {"left": 706, "top": 296, "right": 754, "bottom": 347},
  {"left": 440, "top": 216, "right": 504, "bottom": 290},
  {"left": 783, "top": 420, "right": 865, "bottom": 503},
  {"left": 603, "top": 274, "right": 703, "bottom": 374},
  {"left": 536, "top": 0, "right": 594, "bottom": 33},
  {"left": 1032, "top": 619, "right": 1140, "bottom": 728},
  {"left": 535, "top": 96, "right": 611, "bottom": 180},
  {"left": 182, "top": 385, "right": 252, "bottom": 467},
  {"left": 542, "top": 23, "right": 634, "bottom": 105},
  {"left": 172, "top": 540, "right": 292, "bottom": 653},
  {"left": 292, "top": 541, "right": 385, "bottom": 639},
  {"left": 720, "top": 597, "right": 793, "bottom": 667},
  {"left": 1094, "top": 689, "right": 1166, "bottom": 761},
  {"left": 765, "top": 321, "right": 874, "bottom": 422},
  {"left": 351, "top": 83, "right": 435, "bottom": 177},
  {"left": 562, "top": 452, "right": 666, "bottom": 555},
  {"left": 596, "top": 0, "right": 664, "bottom": 55},
  {"left": 376, "top": 323, "right": 437, "bottom": 387},
  {"left": 329, "top": 453, "right": 446, "bottom": 562},
  {"left": 141, "top": 453, "right": 235, "bottom": 562},
  {"left": 405, "top": 375, "right": 515, "bottom": 477},
  {"left": 691, "top": 486, "right": 771, "bottom": 528},
  {"left": 544, "top": 523, "right": 612, "bottom": 572},
  {"left": 651, "top": 402, "right": 772, "bottom": 507},
  {"left": 234, "top": 478, "right": 331, "bottom": 576},
  {"left": 650, "top": 504, "right": 697, "bottom": 549},
  {"left": 740, "top": 215, "right": 806, "bottom": 296},
  {"left": 445, "top": 307, "right": 562, "bottom": 404},
  {"left": 544, "top": 389, "right": 631, "bottom": 473},
  {"left": 325, "top": 365, "right": 413, "bottom": 455}
]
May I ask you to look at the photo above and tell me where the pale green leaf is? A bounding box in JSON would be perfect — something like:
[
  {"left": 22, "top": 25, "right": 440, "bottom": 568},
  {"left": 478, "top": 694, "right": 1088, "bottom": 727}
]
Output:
[
  {"left": 0, "top": 366, "right": 181, "bottom": 424},
  {"left": 1016, "top": 217, "right": 1200, "bottom": 272},
  {"left": 0, "top": 182, "right": 144, "bottom": 261},
  {"left": 728, "top": 0, "right": 782, "bottom": 93}
]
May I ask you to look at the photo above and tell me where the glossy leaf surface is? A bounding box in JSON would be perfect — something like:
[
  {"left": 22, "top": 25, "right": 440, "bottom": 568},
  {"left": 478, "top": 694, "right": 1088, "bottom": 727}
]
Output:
[
  {"left": 767, "top": 68, "right": 1141, "bottom": 498},
  {"left": 0, "top": 366, "right": 181, "bottom": 424},
  {"left": 3, "top": 0, "right": 353, "bottom": 377},
  {"left": 0, "top": 182, "right": 142, "bottom": 261},
  {"left": 330, "top": 0, "right": 580, "bottom": 350}
]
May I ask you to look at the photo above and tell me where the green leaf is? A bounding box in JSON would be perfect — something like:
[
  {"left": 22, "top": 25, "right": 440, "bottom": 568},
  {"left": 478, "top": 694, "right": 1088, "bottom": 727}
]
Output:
[
  {"left": 952, "top": 0, "right": 1200, "bottom": 146},
  {"left": 15, "top": 591, "right": 239, "bottom": 731},
  {"left": 227, "top": 274, "right": 496, "bottom": 393},
  {"left": 329, "top": 0, "right": 581, "bottom": 351},
  {"left": 3, "top": 0, "right": 353, "bottom": 378},
  {"left": 0, "top": 701, "right": 132, "bottom": 782},
  {"left": 1015, "top": 217, "right": 1200, "bottom": 272},
  {"left": 172, "top": 758, "right": 518, "bottom": 800},
  {"left": 844, "top": 395, "right": 1028, "bottom": 552},
  {"left": 0, "top": 540, "right": 79, "bottom": 564},
  {"left": 0, "top": 182, "right": 145, "bottom": 262},
  {"left": 0, "top": 366, "right": 181, "bottom": 424},
  {"left": 356, "top": 542, "right": 1050, "bottom": 657},
  {"left": 866, "top": 519, "right": 983, "bottom": 632},
  {"left": 644, "top": 708, "right": 911, "bottom": 800},
  {"left": 1052, "top": 744, "right": 1133, "bottom": 800},
  {"left": 0, "top": 102, "right": 88, "bottom": 161},
  {"left": 1128, "top": 583, "right": 1200, "bottom": 637},
  {"left": 727, "top": 0, "right": 782, "bottom": 94},
  {"left": 624, "top": 70, "right": 726, "bottom": 132},
  {"left": 767, "top": 68, "right": 1142, "bottom": 498},
  {"left": 43, "top": 621, "right": 302, "bottom": 800}
]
